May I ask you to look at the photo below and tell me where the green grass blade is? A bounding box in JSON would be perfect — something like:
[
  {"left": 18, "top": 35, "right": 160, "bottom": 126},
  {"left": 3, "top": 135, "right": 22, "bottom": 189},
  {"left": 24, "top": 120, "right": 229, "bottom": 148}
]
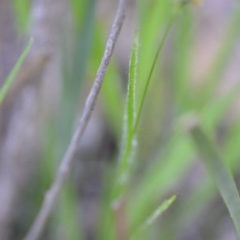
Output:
[
  {"left": 127, "top": 35, "right": 138, "bottom": 132},
  {"left": 142, "top": 195, "right": 176, "bottom": 226},
  {"left": 0, "top": 37, "right": 33, "bottom": 104},
  {"left": 187, "top": 115, "right": 240, "bottom": 239},
  {"left": 134, "top": 2, "right": 187, "bottom": 133},
  {"left": 134, "top": 12, "right": 175, "bottom": 132},
  {"left": 137, "top": 0, "right": 172, "bottom": 97},
  {"left": 131, "top": 195, "right": 176, "bottom": 239},
  {"left": 116, "top": 35, "right": 139, "bottom": 197}
]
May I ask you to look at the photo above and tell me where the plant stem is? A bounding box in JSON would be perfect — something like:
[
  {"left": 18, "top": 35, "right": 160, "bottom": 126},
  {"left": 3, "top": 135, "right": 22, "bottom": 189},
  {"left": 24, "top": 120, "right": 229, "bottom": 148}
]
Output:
[{"left": 24, "top": 1, "right": 128, "bottom": 239}]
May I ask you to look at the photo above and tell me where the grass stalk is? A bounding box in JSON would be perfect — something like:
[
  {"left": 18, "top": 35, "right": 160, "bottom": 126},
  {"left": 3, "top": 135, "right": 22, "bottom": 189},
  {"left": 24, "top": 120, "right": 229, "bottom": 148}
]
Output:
[{"left": 24, "top": 0, "right": 128, "bottom": 239}]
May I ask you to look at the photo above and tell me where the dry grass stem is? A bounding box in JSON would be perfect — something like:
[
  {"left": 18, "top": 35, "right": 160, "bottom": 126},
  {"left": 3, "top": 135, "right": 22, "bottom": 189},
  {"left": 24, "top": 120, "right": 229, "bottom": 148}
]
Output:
[{"left": 24, "top": 0, "right": 129, "bottom": 239}]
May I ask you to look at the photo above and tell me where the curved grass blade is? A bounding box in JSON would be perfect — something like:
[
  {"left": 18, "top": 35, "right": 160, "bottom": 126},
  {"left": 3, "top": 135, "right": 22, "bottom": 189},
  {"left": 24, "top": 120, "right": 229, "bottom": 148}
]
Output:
[
  {"left": 137, "top": 0, "right": 172, "bottom": 93},
  {"left": 127, "top": 1, "right": 194, "bottom": 232},
  {"left": 0, "top": 37, "right": 33, "bottom": 104},
  {"left": 131, "top": 195, "right": 176, "bottom": 240},
  {"left": 134, "top": 2, "right": 186, "bottom": 133},
  {"left": 134, "top": 16, "right": 173, "bottom": 133},
  {"left": 187, "top": 115, "right": 240, "bottom": 240}
]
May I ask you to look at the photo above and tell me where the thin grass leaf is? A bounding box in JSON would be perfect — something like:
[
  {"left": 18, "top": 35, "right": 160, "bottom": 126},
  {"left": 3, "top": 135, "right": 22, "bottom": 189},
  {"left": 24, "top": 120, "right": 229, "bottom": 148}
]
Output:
[
  {"left": 144, "top": 195, "right": 176, "bottom": 226},
  {"left": 0, "top": 37, "right": 33, "bottom": 104},
  {"left": 134, "top": 0, "right": 174, "bottom": 168},
  {"left": 178, "top": 116, "right": 240, "bottom": 234},
  {"left": 127, "top": 35, "right": 138, "bottom": 132},
  {"left": 131, "top": 195, "right": 176, "bottom": 239},
  {"left": 134, "top": 20, "right": 171, "bottom": 132},
  {"left": 137, "top": 0, "right": 172, "bottom": 99},
  {"left": 178, "top": 119, "right": 240, "bottom": 232},
  {"left": 116, "top": 34, "right": 139, "bottom": 197},
  {"left": 134, "top": 2, "right": 186, "bottom": 133},
  {"left": 187, "top": 115, "right": 240, "bottom": 239}
]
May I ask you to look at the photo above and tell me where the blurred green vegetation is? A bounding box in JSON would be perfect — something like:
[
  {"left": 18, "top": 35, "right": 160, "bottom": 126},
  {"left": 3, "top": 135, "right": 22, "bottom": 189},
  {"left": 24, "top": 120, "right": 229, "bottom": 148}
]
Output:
[{"left": 7, "top": 0, "right": 240, "bottom": 239}]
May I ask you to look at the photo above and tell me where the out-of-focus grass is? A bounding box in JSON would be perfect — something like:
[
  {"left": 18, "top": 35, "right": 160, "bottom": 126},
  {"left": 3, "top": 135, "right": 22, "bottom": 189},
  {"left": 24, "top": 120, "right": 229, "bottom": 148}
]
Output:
[
  {"left": 55, "top": 0, "right": 97, "bottom": 238},
  {"left": 8, "top": 0, "right": 240, "bottom": 239},
  {"left": 131, "top": 195, "right": 176, "bottom": 240},
  {"left": 188, "top": 116, "right": 240, "bottom": 239},
  {"left": 11, "top": 0, "right": 31, "bottom": 33},
  {"left": 0, "top": 37, "right": 33, "bottom": 104}
]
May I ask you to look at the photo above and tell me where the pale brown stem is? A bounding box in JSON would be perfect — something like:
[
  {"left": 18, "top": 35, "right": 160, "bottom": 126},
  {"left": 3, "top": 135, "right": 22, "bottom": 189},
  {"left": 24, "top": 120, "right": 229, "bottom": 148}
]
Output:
[{"left": 24, "top": 0, "right": 129, "bottom": 240}]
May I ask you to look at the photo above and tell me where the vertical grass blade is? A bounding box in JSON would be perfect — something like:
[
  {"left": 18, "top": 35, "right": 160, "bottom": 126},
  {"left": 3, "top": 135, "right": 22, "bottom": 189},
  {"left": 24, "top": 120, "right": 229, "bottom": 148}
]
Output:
[
  {"left": 134, "top": 15, "right": 174, "bottom": 132},
  {"left": 0, "top": 37, "right": 33, "bottom": 104},
  {"left": 134, "top": 2, "right": 187, "bottom": 133},
  {"left": 12, "top": 0, "right": 31, "bottom": 33},
  {"left": 116, "top": 34, "right": 139, "bottom": 197},
  {"left": 187, "top": 115, "right": 240, "bottom": 239}
]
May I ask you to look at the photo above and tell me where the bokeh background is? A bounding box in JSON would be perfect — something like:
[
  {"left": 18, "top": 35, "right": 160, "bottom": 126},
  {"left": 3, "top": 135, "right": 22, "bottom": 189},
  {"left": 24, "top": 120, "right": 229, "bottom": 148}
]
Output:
[{"left": 0, "top": 0, "right": 240, "bottom": 239}]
